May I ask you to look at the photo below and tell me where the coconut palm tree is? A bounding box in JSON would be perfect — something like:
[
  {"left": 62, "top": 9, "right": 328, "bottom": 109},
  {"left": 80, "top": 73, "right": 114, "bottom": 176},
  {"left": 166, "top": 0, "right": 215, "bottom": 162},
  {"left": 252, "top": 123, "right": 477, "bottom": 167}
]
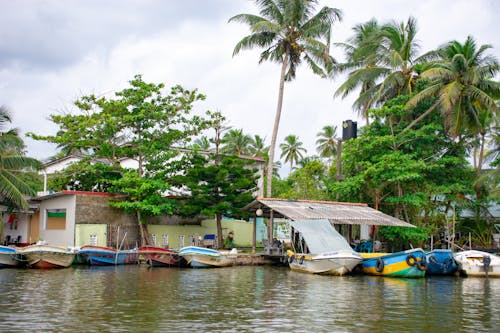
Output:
[
  {"left": 280, "top": 134, "right": 307, "bottom": 174},
  {"left": 336, "top": 17, "right": 432, "bottom": 113},
  {"left": 193, "top": 136, "right": 211, "bottom": 151},
  {"left": 0, "top": 106, "right": 41, "bottom": 210},
  {"left": 406, "top": 36, "right": 500, "bottom": 136},
  {"left": 229, "top": 0, "right": 342, "bottom": 197},
  {"left": 221, "top": 129, "right": 253, "bottom": 155},
  {"left": 334, "top": 19, "right": 382, "bottom": 125},
  {"left": 250, "top": 135, "right": 268, "bottom": 157},
  {"left": 315, "top": 125, "right": 337, "bottom": 162}
]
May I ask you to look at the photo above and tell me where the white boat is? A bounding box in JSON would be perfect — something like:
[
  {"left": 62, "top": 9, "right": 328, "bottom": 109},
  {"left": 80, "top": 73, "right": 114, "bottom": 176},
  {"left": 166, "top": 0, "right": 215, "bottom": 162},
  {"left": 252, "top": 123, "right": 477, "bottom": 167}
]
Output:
[
  {"left": 17, "top": 244, "right": 76, "bottom": 269},
  {"left": 288, "top": 219, "right": 362, "bottom": 275},
  {"left": 454, "top": 250, "right": 500, "bottom": 277},
  {"left": 0, "top": 245, "right": 20, "bottom": 268},
  {"left": 178, "top": 246, "right": 236, "bottom": 268}
]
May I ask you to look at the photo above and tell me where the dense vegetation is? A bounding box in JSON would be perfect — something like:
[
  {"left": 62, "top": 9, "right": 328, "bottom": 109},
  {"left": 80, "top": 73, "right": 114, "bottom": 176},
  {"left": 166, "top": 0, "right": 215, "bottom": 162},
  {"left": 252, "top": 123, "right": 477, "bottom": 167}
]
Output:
[{"left": 3, "top": 0, "right": 498, "bottom": 249}]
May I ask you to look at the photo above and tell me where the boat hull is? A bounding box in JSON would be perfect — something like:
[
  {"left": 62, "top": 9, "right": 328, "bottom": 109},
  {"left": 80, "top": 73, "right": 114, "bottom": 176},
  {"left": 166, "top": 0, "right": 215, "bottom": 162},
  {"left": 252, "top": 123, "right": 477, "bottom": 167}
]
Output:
[
  {"left": 289, "top": 251, "right": 362, "bottom": 275},
  {"left": 425, "top": 249, "right": 458, "bottom": 275},
  {"left": 179, "top": 246, "right": 235, "bottom": 268},
  {"left": 360, "top": 249, "right": 427, "bottom": 278},
  {"left": 18, "top": 245, "right": 75, "bottom": 269},
  {"left": 454, "top": 250, "right": 500, "bottom": 277},
  {"left": 0, "top": 246, "right": 19, "bottom": 268},
  {"left": 138, "top": 246, "right": 179, "bottom": 267},
  {"left": 78, "top": 246, "right": 138, "bottom": 266}
]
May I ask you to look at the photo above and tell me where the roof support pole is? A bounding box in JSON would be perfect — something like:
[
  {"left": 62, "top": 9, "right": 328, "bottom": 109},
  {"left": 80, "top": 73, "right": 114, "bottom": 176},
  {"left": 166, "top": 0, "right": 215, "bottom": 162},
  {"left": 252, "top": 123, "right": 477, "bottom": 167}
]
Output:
[
  {"left": 252, "top": 215, "right": 257, "bottom": 254},
  {"left": 267, "top": 209, "right": 274, "bottom": 254}
]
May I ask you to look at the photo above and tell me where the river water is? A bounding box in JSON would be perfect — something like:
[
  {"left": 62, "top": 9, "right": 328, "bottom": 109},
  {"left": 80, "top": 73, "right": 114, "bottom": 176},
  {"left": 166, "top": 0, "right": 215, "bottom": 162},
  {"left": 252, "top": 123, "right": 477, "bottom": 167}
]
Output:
[{"left": 0, "top": 265, "right": 498, "bottom": 333}]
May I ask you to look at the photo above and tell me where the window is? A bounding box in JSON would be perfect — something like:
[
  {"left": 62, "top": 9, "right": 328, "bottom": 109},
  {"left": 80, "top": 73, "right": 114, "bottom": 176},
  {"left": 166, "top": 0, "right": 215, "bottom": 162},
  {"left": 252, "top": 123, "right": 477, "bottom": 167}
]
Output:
[
  {"left": 151, "top": 234, "right": 157, "bottom": 246},
  {"left": 46, "top": 209, "right": 66, "bottom": 230},
  {"left": 179, "top": 235, "right": 185, "bottom": 248},
  {"left": 162, "top": 234, "right": 168, "bottom": 247}
]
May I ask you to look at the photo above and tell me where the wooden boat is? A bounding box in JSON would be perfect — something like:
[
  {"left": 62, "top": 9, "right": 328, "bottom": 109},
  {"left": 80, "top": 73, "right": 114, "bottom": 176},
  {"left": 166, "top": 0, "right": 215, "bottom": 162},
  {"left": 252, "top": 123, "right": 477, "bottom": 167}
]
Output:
[
  {"left": 17, "top": 244, "right": 76, "bottom": 269},
  {"left": 0, "top": 245, "right": 20, "bottom": 268},
  {"left": 454, "top": 250, "right": 500, "bottom": 277},
  {"left": 288, "top": 219, "right": 362, "bottom": 275},
  {"left": 78, "top": 245, "right": 138, "bottom": 266},
  {"left": 359, "top": 248, "right": 427, "bottom": 278},
  {"left": 178, "top": 246, "right": 236, "bottom": 268},
  {"left": 425, "top": 249, "right": 458, "bottom": 275},
  {"left": 138, "top": 246, "right": 179, "bottom": 267}
]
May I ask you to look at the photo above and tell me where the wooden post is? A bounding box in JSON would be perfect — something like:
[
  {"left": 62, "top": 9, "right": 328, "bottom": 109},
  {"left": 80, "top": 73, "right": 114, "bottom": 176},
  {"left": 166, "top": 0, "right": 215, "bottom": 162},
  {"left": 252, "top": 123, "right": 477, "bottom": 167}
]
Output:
[
  {"left": 252, "top": 215, "right": 257, "bottom": 254},
  {"left": 267, "top": 209, "right": 274, "bottom": 254}
]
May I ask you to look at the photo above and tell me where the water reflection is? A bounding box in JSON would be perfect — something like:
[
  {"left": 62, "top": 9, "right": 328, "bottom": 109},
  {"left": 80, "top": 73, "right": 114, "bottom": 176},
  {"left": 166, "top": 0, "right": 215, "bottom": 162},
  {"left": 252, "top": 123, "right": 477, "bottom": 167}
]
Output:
[{"left": 0, "top": 266, "right": 498, "bottom": 332}]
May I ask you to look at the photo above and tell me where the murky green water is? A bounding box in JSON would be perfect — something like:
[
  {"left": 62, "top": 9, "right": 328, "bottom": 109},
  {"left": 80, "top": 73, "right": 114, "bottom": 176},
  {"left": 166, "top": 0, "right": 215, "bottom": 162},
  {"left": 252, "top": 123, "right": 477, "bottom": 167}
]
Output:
[{"left": 0, "top": 265, "right": 498, "bottom": 332}]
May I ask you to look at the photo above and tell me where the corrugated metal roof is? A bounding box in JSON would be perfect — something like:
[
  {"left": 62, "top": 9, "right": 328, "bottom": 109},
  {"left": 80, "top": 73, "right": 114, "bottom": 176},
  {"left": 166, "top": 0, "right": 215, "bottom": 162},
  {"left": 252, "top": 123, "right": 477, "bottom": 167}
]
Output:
[{"left": 244, "top": 198, "right": 415, "bottom": 228}]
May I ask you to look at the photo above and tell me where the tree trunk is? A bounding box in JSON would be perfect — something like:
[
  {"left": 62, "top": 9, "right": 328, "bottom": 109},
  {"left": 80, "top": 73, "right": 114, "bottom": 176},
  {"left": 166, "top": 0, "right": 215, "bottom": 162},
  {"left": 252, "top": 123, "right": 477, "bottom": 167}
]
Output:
[
  {"left": 216, "top": 212, "right": 223, "bottom": 249},
  {"left": 404, "top": 100, "right": 440, "bottom": 132},
  {"left": 266, "top": 52, "right": 289, "bottom": 197},
  {"left": 477, "top": 133, "right": 485, "bottom": 176},
  {"left": 137, "top": 211, "right": 150, "bottom": 247}
]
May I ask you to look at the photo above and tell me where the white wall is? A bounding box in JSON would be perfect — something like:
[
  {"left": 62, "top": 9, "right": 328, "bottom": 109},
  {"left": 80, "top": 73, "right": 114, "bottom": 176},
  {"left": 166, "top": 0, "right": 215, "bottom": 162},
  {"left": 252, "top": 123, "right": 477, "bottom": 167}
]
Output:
[
  {"left": 2, "top": 213, "right": 29, "bottom": 244},
  {"left": 38, "top": 194, "right": 77, "bottom": 246}
]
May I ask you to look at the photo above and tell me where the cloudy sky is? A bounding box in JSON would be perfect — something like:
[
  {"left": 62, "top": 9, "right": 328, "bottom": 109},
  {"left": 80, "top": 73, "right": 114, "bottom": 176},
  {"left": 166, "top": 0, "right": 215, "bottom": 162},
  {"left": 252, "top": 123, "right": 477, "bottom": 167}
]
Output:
[{"left": 1, "top": 0, "right": 499, "bottom": 170}]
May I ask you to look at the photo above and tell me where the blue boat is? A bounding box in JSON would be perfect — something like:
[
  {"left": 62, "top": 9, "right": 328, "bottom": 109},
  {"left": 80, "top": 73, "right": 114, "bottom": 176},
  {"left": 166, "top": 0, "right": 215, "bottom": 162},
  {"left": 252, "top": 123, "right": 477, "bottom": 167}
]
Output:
[
  {"left": 0, "top": 245, "right": 20, "bottom": 268},
  {"left": 425, "top": 249, "right": 458, "bottom": 275},
  {"left": 360, "top": 248, "right": 427, "bottom": 278},
  {"left": 78, "top": 246, "right": 138, "bottom": 266}
]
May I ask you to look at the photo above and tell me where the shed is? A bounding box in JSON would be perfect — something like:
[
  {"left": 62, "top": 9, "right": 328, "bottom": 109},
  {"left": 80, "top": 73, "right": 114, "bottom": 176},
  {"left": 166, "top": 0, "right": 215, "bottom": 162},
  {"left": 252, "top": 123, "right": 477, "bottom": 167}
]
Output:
[{"left": 243, "top": 198, "right": 415, "bottom": 253}]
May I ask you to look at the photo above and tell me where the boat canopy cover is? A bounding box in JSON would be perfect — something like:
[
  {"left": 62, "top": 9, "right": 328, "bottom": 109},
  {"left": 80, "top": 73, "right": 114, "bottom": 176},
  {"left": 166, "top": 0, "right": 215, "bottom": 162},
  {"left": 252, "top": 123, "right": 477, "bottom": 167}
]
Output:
[{"left": 290, "top": 219, "right": 353, "bottom": 253}]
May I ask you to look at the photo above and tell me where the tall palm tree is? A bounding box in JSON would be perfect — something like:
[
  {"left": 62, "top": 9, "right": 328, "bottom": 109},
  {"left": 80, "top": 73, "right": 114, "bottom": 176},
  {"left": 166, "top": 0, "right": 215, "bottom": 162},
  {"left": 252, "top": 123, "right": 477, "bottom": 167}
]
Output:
[
  {"left": 334, "top": 19, "right": 382, "bottom": 125},
  {"left": 0, "top": 106, "right": 41, "bottom": 210},
  {"left": 193, "top": 136, "right": 211, "bottom": 151},
  {"left": 315, "top": 125, "right": 337, "bottom": 162},
  {"left": 280, "top": 134, "right": 307, "bottom": 174},
  {"left": 250, "top": 134, "right": 268, "bottom": 157},
  {"left": 221, "top": 129, "right": 253, "bottom": 155},
  {"left": 336, "top": 17, "right": 431, "bottom": 112},
  {"left": 229, "top": 0, "right": 342, "bottom": 197},
  {"left": 406, "top": 36, "right": 500, "bottom": 136}
]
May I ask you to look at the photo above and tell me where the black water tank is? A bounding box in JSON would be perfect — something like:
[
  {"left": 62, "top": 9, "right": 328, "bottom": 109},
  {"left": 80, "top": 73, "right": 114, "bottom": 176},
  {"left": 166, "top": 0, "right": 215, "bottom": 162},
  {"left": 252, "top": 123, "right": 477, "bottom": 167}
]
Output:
[{"left": 342, "top": 120, "right": 357, "bottom": 140}]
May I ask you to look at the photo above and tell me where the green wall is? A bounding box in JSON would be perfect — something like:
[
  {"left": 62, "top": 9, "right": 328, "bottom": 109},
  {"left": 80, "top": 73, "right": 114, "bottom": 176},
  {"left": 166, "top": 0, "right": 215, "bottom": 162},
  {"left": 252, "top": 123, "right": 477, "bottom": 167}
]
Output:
[
  {"left": 148, "top": 219, "right": 255, "bottom": 249},
  {"left": 75, "top": 224, "right": 107, "bottom": 247}
]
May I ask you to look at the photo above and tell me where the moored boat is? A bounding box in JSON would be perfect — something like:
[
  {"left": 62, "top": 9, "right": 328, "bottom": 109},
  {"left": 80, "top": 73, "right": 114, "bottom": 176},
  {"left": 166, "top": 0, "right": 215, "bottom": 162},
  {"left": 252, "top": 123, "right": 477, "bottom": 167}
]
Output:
[
  {"left": 0, "top": 245, "right": 20, "bottom": 268},
  {"left": 17, "top": 244, "right": 76, "bottom": 269},
  {"left": 359, "top": 248, "right": 427, "bottom": 278},
  {"left": 425, "top": 249, "right": 458, "bottom": 275},
  {"left": 454, "top": 250, "right": 500, "bottom": 277},
  {"left": 138, "top": 246, "right": 179, "bottom": 267},
  {"left": 287, "top": 219, "right": 362, "bottom": 275},
  {"left": 178, "top": 246, "right": 236, "bottom": 268},
  {"left": 78, "top": 245, "right": 138, "bottom": 266}
]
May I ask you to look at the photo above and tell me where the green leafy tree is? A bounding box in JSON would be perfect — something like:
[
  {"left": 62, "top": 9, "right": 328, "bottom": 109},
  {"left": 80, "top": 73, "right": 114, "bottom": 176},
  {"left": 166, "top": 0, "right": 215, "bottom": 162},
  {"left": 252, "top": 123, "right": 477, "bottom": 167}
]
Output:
[
  {"left": 48, "top": 160, "right": 122, "bottom": 192},
  {"left": 329, "top": 95, "right": 474, "bottom": 244},
  {"left": 230, "top": 0, "right": 342, "bottom": 197},
  {"left": 28, "top": 75, "right": 210, "bottom": 246},
  {"left": 280, "top": 134, "right": 306, "bottom": 174},
  {"left": 173, "top": 154, "right": 259, "bottom": 249},
  {"left": 250, "top": 135, "right": 267, "bottom": 157}
]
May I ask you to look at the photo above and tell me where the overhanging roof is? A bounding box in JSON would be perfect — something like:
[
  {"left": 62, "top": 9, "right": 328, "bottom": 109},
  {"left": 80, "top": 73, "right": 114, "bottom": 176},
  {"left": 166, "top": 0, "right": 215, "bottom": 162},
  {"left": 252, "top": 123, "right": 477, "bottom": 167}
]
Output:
[{"left": 243, "top": 198, "right": 415, "bottom": 228}]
